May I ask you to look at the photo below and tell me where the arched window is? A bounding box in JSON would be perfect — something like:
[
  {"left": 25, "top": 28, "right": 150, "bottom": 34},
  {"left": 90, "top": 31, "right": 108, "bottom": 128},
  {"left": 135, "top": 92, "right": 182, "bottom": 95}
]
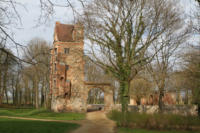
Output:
[{"left": 60, "top": 77, "right": 64, "bottom": 81}]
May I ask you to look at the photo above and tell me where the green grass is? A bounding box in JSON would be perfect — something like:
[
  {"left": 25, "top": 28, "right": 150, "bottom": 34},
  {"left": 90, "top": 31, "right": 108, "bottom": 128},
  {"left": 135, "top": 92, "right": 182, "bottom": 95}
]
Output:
[
  {"left": 0, "top": 108, "right": 85, "bottom": 120},
  {"left": 118, "top": 128, "right": 199, "bottom": 133},
  {"left": 0, "top": 118, "right": 79, "bottom": 133}
]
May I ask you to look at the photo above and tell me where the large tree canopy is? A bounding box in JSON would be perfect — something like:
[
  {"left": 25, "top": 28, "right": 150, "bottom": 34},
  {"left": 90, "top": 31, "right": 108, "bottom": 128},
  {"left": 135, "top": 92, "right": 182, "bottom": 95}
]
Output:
[{"left": 81, "top": 0, "right": 184, "bottom": 117}]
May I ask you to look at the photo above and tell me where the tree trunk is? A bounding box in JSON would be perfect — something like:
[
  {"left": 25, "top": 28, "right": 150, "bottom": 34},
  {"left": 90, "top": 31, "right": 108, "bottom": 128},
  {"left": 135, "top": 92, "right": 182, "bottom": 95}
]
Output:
[
  {"left": 44, "top": 91, "right": 47, "bottom": 109},
  {"left": 4, "top": 89, "right": 9, "bottom": 104},
  {"left": 32, "top": 85, "right": 34, "bottom": 106},
  {"left": 24, "top": 80, "right": 28, "bottom": 105},
  {"left": 15, "top": 80, "right": 19, "bottom": 106},
  {"left": 185, "top": 89, "right": 189, "bottom": 105},
  {"left": 176, "top": 89, "right": 181, "bottom": 104},
  {"left": 2, "top": 65, "right": 8, "bottom": 104},
  {"left": 41, "top": 90, "right": 44, "bottom": 107},
  {"left": 19, "top": 90, "right": 22, "bottom": 105},
  {"left": 0, "top": 67, "right": 2, "bottom": 105},
  {"left": 27, "top": 87, "right": 31, "bottom": 105},
  {"left": 158, "top": 88, "right": 164, "bottom": 112},
  {"left": 34, "top": 79, "right": 39, "bottom": 109},
  {"left": 45, "top": 92, "right": 51, "bottom": 109},
  {"left": 12, "top": 89, "right": 15, "bottom": 104},
  {"left": 120, "top": 80, "right": 130, "bottom": 125},
  {"left": 136, "top": 97, "right": 141, "bottom": 105},
  {"left": 0, "top": 93, "right": 3, "bottom": 105},
  {"left": 41, "top": 80, "right": 45, "bottom": 107},
  {"left": 2, "top": 65, "right": 9, "bottom": 104},
  {"left": 11, "top": 78, "right": 15, "bottom": 104}
]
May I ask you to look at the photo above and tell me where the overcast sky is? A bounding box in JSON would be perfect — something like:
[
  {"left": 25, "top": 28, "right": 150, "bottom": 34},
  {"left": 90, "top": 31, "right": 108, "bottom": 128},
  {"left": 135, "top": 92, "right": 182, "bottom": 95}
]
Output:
[{"left": 10, "top": 0, "right": 197, "bottom": 47}]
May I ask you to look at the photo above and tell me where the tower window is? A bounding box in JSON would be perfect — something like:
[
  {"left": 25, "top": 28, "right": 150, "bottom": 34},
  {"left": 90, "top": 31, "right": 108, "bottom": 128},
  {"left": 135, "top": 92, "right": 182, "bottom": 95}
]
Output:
[
  {"left": 60, "top": 77, "right": 64, "bottom": 81},
  {"left": 76, "top": 30, "right": 82, "bottom": 41},
  {"left": 64, "top": 48, "right": 69, "bottom": 54},
  {"left": 54, "top": 63, "right": 57, "bottom": 71},
  {"left": 54, "top": 79, "right": 56, "bottom": 87},
  {"left": 65, "top": 65, "right": 69, "bottom": 71},
  {"left": 55, "top": 48, "right": 57, "bottom": 54},
  {"left": 65, "top": 65, "right": 69, "bottom": 81}
]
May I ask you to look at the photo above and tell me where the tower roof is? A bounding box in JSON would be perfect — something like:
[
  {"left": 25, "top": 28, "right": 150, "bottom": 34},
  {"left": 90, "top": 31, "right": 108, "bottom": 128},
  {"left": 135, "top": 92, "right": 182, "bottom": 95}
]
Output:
[{"left": 55, "top": 22, "right": 74, "bottom": 42}]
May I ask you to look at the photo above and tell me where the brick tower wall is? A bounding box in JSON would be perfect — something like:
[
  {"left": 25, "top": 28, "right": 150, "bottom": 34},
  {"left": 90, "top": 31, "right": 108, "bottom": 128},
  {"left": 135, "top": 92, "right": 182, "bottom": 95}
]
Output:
[{"left": 50, "top": 22, "right": 86, "bottom": 112}]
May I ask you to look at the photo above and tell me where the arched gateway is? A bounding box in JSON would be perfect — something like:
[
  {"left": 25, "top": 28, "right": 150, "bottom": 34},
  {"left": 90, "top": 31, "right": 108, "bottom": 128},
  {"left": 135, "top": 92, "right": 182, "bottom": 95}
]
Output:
[
  {"left": 50, "top": 22, "right": 114, "bottom": 112},
  {"left": 85, "top": 82, "right": 114, "bottom": 111}
]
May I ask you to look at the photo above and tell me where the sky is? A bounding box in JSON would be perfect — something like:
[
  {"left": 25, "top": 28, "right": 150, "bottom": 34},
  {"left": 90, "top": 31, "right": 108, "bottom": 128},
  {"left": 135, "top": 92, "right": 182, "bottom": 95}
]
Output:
[
  {"left": 8, "top": 0, "right": 199, "bottom": 48},
  {"left": 11, "top": 0, "right": 74, "bottom": 45}
]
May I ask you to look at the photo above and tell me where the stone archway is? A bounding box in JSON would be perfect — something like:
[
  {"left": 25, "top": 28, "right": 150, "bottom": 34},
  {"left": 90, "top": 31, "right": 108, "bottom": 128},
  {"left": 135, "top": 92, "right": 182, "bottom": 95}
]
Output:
[
  {"left": 84, "top": 82, "right": 114, "bottom": 112},
  {"left": 87, "top": 88, "right": 104, "bottom": 104}
]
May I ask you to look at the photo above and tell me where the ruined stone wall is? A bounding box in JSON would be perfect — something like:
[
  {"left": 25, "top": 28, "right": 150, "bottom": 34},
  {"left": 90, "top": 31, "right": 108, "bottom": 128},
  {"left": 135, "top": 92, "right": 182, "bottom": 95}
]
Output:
[
  {"left": 51, "top": 42, "right": 85, "bottom": 112},
  {"left": 129, "top": 92, "right": 177, "bottom": 106}
]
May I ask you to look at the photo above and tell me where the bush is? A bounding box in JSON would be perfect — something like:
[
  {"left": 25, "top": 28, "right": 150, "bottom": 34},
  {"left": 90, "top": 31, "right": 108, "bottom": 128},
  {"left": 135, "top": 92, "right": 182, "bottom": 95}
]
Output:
[{"left": 108, "top": 110, "right": 200, "bottom": 130}]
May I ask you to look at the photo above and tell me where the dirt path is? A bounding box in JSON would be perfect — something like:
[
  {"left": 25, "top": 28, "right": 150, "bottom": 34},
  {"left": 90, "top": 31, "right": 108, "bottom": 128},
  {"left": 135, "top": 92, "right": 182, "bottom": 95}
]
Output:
[
  {"left": 0, "top": 111, "right": 116, "bottom": 133},
  {"left": 70, "top": 111, "right": 116, "bottom": 133}
]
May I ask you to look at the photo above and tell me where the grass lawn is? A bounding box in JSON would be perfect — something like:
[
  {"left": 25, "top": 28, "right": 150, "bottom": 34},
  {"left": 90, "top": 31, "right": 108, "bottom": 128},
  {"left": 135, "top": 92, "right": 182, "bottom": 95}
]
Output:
[
  {"left": 0, "top": 118, "right": 79, "bottom": 133},
  {"left": 118, "top": 128, "right": 199, "bottom": 133},
  {"left": 0, "top": 108, "right": 85, "bottom": 120}
]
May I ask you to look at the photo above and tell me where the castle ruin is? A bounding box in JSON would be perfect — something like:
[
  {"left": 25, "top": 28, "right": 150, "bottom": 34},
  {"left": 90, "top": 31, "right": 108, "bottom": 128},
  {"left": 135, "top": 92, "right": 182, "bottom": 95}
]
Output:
[{"left": 50, "top": 22, "right": 114, "bottom": 112}]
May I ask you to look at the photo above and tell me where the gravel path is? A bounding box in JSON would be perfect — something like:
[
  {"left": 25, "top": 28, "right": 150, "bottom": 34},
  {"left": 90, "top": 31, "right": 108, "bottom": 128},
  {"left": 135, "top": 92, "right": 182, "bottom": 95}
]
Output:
[{"left": 70, "top": 111, "right": 116, "bottom": 133}]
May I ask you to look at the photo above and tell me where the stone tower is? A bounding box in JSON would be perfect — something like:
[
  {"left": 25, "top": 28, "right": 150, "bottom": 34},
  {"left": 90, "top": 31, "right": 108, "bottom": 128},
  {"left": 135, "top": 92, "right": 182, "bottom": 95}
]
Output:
[{"left": 50, "top": 22, "right": 86, "bottom": 112}]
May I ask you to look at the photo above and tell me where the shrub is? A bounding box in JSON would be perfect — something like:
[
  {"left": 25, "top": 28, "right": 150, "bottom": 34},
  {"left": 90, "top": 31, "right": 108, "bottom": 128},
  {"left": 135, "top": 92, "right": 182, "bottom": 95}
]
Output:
[{"left": 108, "top": 110, "right": 200, "bottom": 130}]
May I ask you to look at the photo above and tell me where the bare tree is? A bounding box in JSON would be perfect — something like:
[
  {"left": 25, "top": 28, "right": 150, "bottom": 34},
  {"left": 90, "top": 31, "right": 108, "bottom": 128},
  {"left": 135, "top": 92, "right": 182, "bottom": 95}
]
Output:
[
  {"left": 0, "top": 0, "right": 85, "bottom": 66},
  {"left": 0, "top": 0, "right": 26, "bottom": 63},
  {"left": 85, "top": 56, "right": 118, "bottom": 104},
  {"left": 192, "top": 0, "right": 200, "bottom": 33},
  {"left": 0, "top": 0, "right": 86, "bottom": 66},
  {"left": 130, "top": 76, "right": 153, "bottom": 105},
  {"left": 0, "top": 45, "right": 17, "bottom": 104},
  {"left": 170, "top": 71, "right": 185, "bottom": 104},
  {"left": 182, "top": 46, "right": 200, "bottom": 115},
  {"left": 81, "top": 0, "right": 183, "bottom": 117},
  {"left": 146, "top": 26, "right": 189, "bottom": 111},
  {"left": 23, "top": 38, "right": 51, "bottom": 109}
]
